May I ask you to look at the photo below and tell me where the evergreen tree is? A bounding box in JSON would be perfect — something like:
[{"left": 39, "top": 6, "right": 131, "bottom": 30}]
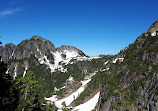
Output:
[
  {"left": 15, "top": 70, "right": 57, "bottom": 111},
  {"left": 15, "top": 71, "right": 39, "bottom": 110},
  {"left": 61, "top": 101, "right": 72, "bottom": 111},
  {"left": 32, "top": 95, "right": 42, "bottom": 111},
  {"left": 0, "top": 41, "right": 19, "bottom": 110}
]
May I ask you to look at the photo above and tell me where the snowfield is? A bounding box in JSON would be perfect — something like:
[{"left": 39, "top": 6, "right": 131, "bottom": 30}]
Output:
[
  {"left": 36, "top": 49, "right": 101, "bottom": 73},
  {"left": 73, "top": 91, "right": 100, "bottom": 111},
  {"left": 45, "top": 79, "right": 91, "bottom": 109},
  {"left": 45, "top": 71, "right": 100, "bottom": 111},
  {"left": 42, "top": 51, "right": 102, "bottom": 110}
]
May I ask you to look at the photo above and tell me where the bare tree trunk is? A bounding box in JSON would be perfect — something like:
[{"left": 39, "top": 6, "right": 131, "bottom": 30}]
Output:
[{"left": 25, "top": 85, "right": 28, "bottom": 100}]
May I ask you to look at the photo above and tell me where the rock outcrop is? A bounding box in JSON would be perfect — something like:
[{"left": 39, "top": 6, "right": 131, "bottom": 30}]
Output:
[
  {"left": 0, "top": 43, "right": 16, "bottom": 62},
  {"left": 97, "top": 19, "right": 158, "bottom": 111}
]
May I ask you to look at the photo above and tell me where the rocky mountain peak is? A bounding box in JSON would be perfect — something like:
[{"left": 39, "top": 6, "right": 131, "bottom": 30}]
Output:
[
  {"left": 30, "top": 35, "right": 47, "bottom": 42},
  {"left": 0, "top": 35, "right": 86, "bottom": 63},
  {"left": 57, "top": 45, "right": 80, "bottom": 52},
  {"left": 12, "top": 36, "right": 56, "bottom": 60},
  {"left": 4, "top": 43, "right": 16, "bottom": 47},
  {"left": 57, "top": 45, "right": 86, "bottom": 56},
  {"left": 31, "top": 35, "right": 41, "bottom": 39}
]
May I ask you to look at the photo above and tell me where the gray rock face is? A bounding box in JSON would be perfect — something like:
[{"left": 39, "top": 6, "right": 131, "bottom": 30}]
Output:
[
  {"left": 0, "top": 35, "right": 87, "bottom": 80},
  {"left": 97, "top": 73, "right": 158, "bottom": 111},
  {"left": 147, "top": 19, "right": 158, "bottom": 34},
  {"left": 57, "top": 45, "right": 86, "bottom": 56},
  {"left": 12, "top": 35, "right": 56, "bottom": 60},
  {"left": 0, "top": 43, "right": 16, "bottom": 62},
  {"left": 0, "top": 35, "right": 86, "bottom": 62}
]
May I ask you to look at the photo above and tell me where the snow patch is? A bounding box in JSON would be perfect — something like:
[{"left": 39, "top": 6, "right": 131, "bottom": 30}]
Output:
[
  {"left": 54, "top": 86, "right": 66, "bottom": 93},
  {"left": 151, "top": 31, "right": 156, "bottom": 36},
  {"left": 112, "top": 58, "right": 124, "bottom": 63},
  {"left": 76, "top": 56, "right": 100, "bottom": 62},
  {"left": 45, "top": 71, "right": 99, "bottom": 110},
  {"left": 36, "top": 49, "right": 101, "bottom": 73},
  {"left": 38, "top": 54, "right": 67, "bottom": 73},
  {"left": 9, "top": 51, "right": 14, "bottom": 59},
  {"left": 84, "top": 71, "right": 98, "bottom": 80},
  {"left": 63, "top": 50, "right": 79, "bottom": 59},
  {"left": 104, "top": 61, "right": 109, "bottom": 65},
  {"left": 23, "top": 66, "right": 28, "bottom": 77},
  {"left": 54, "top": 87, "right": 59, "bottom": 92},
  {"left": 37, "top": 48, "right": 40, "bottom": 52},
  {"left": 13, "top": 67, "right": 17, "bottom": 80},
  {"left": 100, "top": 68, "right": 110, "bottom": 72},
  {"left": 52, "top": 50, "right": 79, "bottom": 65},
  {"left": 73, "top": 91, "right": 100, "bottom": 111},
  {"left": 45, "top": 79, "right": 91, "bottom": 109},
  {"left": 67, "top": 76, "right": 74, "bottom": 83},
  {"left": 6, "top": 69, "right": 9, "bottom": 74}
]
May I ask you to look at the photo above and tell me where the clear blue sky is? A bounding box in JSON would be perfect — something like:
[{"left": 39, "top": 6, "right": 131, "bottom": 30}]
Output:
[{"left": 0, "top": 0, "right": 158, "bottom": 56}]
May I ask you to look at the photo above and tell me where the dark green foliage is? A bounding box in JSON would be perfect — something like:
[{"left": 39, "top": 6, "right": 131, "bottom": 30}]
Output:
[
  {"left": 0, "top": 60, "right": 19, "bottom": 110},
  {"left": 42, "top": 103, "right": 58, "bottom": 111},
  {"left": 56, "top": 88, "right": 66, "bottom": 96},
  {"left": 73, "top": 79, "right": 99, "bottom": 105},
  {"left": 15, "top": 71, "right": 39, "bottom": 110},
  {"left": 9, "top": 55, "right": 55, "bottom": 97},
  {"left": 66, "top": 63, "right": 84, "bottom": 81},
  {"left": 0, "top": 41, "right": 19, "bottom": 111},
  {"left": 15, "top": 71, "right": 57, "bottom": 111},
  {"left": 61, "top": 54, "right": 66, "bottom": 59},
  {"left": 46, "top": 52, "right": 55, "bottom": 64},
  {"left": 28, "top": 64, "right": 55, "bottom": 96},
  {"left": 71, "top": 56, "right": 113, "bottom": 105},
  {"left": 61, "top": 101, "right": 72, "bottom": 111},
  {"left": 90, "top": 34, "right": 158, "bottom": 110}
]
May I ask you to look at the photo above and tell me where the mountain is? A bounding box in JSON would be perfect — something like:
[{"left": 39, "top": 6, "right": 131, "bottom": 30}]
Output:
[
  {"left": 0, "top": 35, "right": 109, "bottom": 101},
  {"left": 0, "top": 35, "right": 87, "bottom": 75},
  {"left": 1, "top": 20, "right": 158, "bottom": 111},
  {"left": 96, "top": 20, "right": 158, "bottom": 111},
  {"left": 146, "top": 19, "right": 158, "bottom": 36}
]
